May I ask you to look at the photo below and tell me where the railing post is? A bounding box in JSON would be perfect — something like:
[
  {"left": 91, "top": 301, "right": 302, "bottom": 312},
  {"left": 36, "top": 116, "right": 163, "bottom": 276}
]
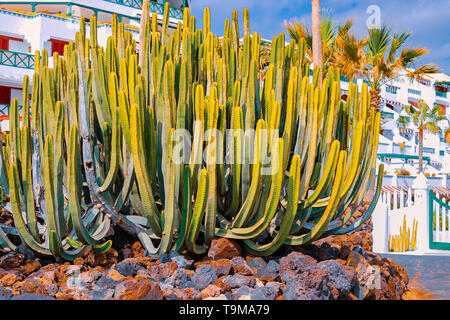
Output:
[
  {"left": 412, "top": 173, "right": 430, "bottom": 253},
  {"left": 67, "top": 4, "right": 73, "bottom": 17},
  {"left": 407, "top": 187, "right": 413, "bottom": 206}
]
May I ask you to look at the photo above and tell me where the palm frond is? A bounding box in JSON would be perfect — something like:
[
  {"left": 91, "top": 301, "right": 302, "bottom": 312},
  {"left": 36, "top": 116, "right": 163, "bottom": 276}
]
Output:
[
  {"left": 367, "top": 25, "right": 391, "bottom": 58},
  {"left": 387, "top": 31, "right": 410, "bottom": 63},
  {"left": 397, "top": 47, "right": 429, "bottom": 67},
  {"left": 405, "top": 64, "right": 441, "bottom": 82}
]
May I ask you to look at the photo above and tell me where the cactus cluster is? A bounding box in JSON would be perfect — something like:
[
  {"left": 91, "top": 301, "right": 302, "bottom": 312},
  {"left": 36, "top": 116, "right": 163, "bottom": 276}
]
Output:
[
  {"left": 388, "top": 216, "right": 418, "bottom": 252},
  {"left": 0, "top": 3, "right": 383, "bottom": 260}
]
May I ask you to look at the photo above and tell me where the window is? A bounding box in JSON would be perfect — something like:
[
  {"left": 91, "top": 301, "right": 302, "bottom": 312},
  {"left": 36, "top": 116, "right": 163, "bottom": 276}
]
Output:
[
  {"left": 408, "top": 88, "right": 421, "bottom": 96},
  {"left": 50, "top": 39, "right": 69, "bottom": 56},
  {"left": 435, "top": 85, "right": 447, "bottom": 93},
  {"left": 0, "top": 35, "right": 23, "bottom": 51},
  {"left": 0, "top": 86, "right": 11, "bottom": 105},
  {"left": 0, "top": 37, "right": 8, "bottom": 50},
  {"left": 385, "top": 85, "right": 399, "bottom": 94}
]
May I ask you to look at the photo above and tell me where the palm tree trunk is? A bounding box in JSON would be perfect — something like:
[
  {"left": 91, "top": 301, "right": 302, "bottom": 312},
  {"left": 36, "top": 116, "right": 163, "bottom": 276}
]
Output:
[
  {"left": 419, "top": 126, "right": 423, "bottom": 173},
  {"left": 311, "top": 0, "right": 322, "bottom": 78},
  {"left": 370, "top": 88, "right": 381, "bottom": 112}
]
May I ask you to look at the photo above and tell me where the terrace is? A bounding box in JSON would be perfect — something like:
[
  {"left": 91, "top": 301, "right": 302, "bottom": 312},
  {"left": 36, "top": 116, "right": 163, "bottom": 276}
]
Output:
[
  {"left": 0, "top": 0, "right": 185, "bottom": 23},
  {"left": 0, "top": 49, "right": 35, "bottom": 69}
]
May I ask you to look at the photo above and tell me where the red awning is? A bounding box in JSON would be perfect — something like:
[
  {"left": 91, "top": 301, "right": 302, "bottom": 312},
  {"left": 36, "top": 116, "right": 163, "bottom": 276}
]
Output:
[
  {"left": 382, "top": 186, "right": 401, "bottom": 193},
  {"left": 408, "top": 100, "right": 419, "bottom": 108},
  {"left": 435, "top": 103, "right": 447, "bottom": 115},
  {"left": 432, "top": 187, "right": 450, "bottom": 196}
]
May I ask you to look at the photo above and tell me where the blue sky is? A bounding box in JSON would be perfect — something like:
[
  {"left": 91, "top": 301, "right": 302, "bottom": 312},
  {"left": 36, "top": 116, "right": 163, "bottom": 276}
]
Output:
[{"left": 190, "top": 0, "right": 450, "bottom": 74}]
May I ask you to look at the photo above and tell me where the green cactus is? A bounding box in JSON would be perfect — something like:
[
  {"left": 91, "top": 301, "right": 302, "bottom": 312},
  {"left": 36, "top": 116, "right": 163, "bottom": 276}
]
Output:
[{"left": 0, "top": 7, "right": 383, "bottom": 260}]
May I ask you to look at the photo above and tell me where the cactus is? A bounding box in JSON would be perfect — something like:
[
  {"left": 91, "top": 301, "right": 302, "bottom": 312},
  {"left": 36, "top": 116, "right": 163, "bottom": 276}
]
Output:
[
  {"left": 388, "top": 216, "right": 418, "bottom": 252},
  {"left": 0, "top": 6, "right": 384, "bottom": 260}
]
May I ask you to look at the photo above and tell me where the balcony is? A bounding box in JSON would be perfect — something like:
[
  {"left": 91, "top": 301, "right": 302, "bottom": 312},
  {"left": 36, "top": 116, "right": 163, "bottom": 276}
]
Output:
[
  {"left": 0, "top": 104, "right": 10, "bottom": 116},
  {"left": 408, "top": 88, "right": 421, "bottom": 96},
  {"left": 385, "top": 85, "right": 398, "bottom": 94},
  {"left": 436, "top": 91, "right": 447, "bottom": 98},
  {"left": 382, "top": 111, "right": 395, "bottom": 119},
  {"left": 0, "top": 49, "right": 35, "bottom": 69},
  {"left": 104, "top": 0, "right": 184, "bottom": 20}
]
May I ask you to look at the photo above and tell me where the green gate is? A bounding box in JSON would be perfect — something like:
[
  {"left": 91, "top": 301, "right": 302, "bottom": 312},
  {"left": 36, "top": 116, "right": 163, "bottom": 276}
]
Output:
[{"left": 429, "top": 190, "right": 450, "bottom": 250}]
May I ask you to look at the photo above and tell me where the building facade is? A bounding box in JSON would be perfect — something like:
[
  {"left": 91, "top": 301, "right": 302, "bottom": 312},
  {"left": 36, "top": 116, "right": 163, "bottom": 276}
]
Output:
[
  {"left": 0, "top": 0, "right": 187, "bottom": 120},
  {"left": 373, "top": 73, "right": 450, "bottom": 189}
]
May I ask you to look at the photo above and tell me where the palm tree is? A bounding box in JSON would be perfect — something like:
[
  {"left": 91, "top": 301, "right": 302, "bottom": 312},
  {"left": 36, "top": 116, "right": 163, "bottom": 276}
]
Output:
[
  {"left": 397, "top": 100, "right": 447, "bottom": 173},
  {"left": 343, "top": 26, "right": 440, "bottom": 111},
  {"left": 333, "top": 26, "right": 367, "bottom": 81},
  {"left": 286, "top": 15, "right": 354, "bottom": 76}
]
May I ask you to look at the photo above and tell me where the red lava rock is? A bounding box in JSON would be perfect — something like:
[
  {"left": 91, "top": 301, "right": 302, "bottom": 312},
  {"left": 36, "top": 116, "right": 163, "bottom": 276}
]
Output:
[
  {"left": 21, "top": 279, "right": 48, "bottom": 296},
  {"left": 173, "top": 287, "right": 202, "bottom": 300},
  {"left": 201, "top": 284, "right": 221, "bottom": 299},
  {"left": 196, "top": 259, "right": 232, "bottom": 277},
  {"left": 56, "top": 288, "right": 92, "bottom": 300},
  {"left": 115, "top": 279, "right": 163, "bottom": 300},
  {"left": 0, "top": 252, "right": 24, "bottom": 269},
  {"left": 283, "top": 268, "right": 330, "bottom": 300},
  {"left": 327, "top": 283, "right": 340, "bottom": 300},
  {"left": 279, "top": 252, "right": 317, "bottom": 283},
  {"left": 231, "top": 256, "right": 254, "bottom": 276},
  {"left": 73, "top": 257, "right": 84, "bottom": 266},
  {"left": 200, "top": 259, "right": 231, "bottom": 277},
  {"left": 80, "top": 270, "right": 104, "bottom": 284},
  {"left": 208, "top": 238, "right": 242, "bottom": 260},
  {"left": 214, "top": 277, "right": 232, "bottom": 294},
  {"left": 185, "top": 269, "right": 195, "bottom": 279},
  {"left": 148, "top": 262, "right": 178, "bottom": 281},
  {"left": 343, "top": 292, "right": 359, "bottom": 300},
  {"left": 135, "top": 257, "right": 154, "bottom": 268},
  {"left": 342, "top": 265, "right": 357, "bottom": 287},
  {"left": 246, "top": 257, "right": 277, "bottom": 282},
  {"left": 107, "top": 269, "right": 128, "bottom": 282},
  {"left": 84, "top": 248, "right": 119, "bottom": 268},
  {"left": 0, "top": 272, "right": 23, "bottom": 286},
  {"left": 19, "top": 260, "right": 41, "bottom": 276},
  {"left": 131, "top": 241, "right": 145, "bottom": 257}
]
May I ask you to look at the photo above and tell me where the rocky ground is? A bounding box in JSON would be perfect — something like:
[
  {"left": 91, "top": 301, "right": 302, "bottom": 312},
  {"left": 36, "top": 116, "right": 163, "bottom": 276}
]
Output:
[{"left": 0, "top": 204, "right": 409, "bottom": 300}]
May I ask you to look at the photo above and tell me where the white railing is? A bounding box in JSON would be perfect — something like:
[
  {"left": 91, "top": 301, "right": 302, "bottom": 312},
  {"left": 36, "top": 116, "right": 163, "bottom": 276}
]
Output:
[
  {"left": 372, "top": 174, "right": 431, "bottom": 254},
  {"left": 429, "top": 191, "right": 450, "bottom": 249}
]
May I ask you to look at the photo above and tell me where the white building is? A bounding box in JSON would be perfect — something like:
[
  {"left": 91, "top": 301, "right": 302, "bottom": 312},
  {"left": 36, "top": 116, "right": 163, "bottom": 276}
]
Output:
[
  {"left": 0, "top": 0, "right": 188, "bottom": 120},
  {"left": 373, "top": 72, "right": 450, "bottom": 190}
]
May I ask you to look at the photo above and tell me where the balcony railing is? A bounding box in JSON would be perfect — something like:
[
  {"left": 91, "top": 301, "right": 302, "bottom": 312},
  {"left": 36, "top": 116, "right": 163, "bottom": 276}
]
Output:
[
  {"left": 104, "top": 0, "right": 184, "bottom": 20},
  {"left": 0, "top": 104, "right": 10, "bottom": 116},
  {"left": 408, "top": 88, "right": 421, "bottom": 96},
  {"left": 382, "top": 111, "right": 395, "bottom": 119},
  {"left": 436, "top": 91, "right": 447, "bottom": 98},
  {"left": 0, "top": 104, "right": 23, "bottom": 117},
  {"left": 0, "top": 49, "right": 35, "bottom": 69}
]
